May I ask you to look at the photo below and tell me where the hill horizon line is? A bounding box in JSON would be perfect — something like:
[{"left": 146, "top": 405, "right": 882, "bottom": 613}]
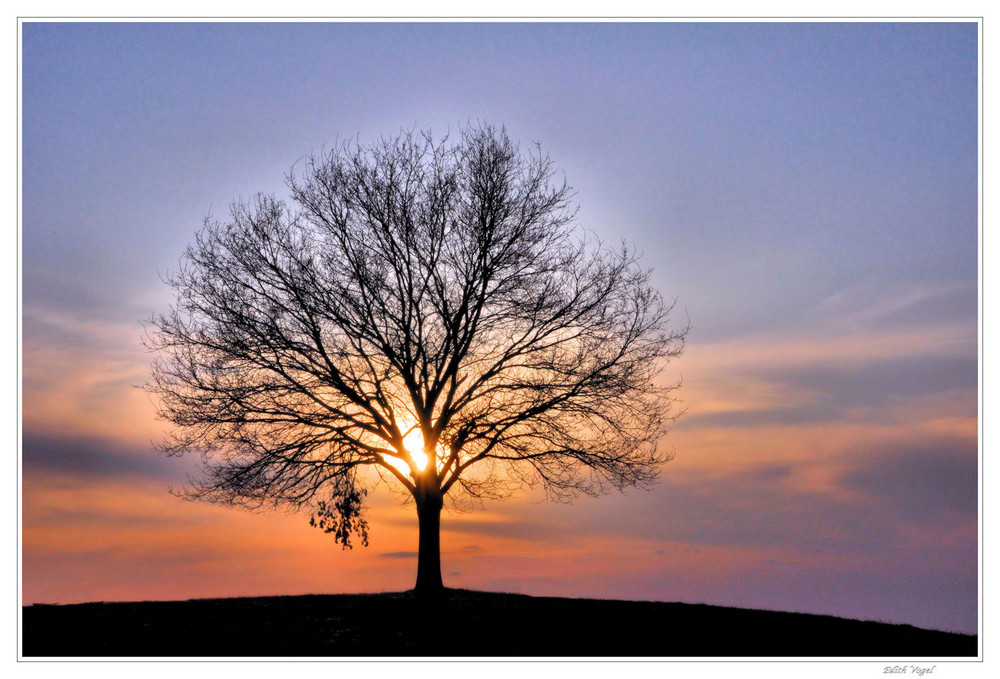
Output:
[
  {"left": 22, "top": 587, "right": 972, "bottom": 636},
  {"left": 21, "top": 588, "right": 978, "bottom": 658}
]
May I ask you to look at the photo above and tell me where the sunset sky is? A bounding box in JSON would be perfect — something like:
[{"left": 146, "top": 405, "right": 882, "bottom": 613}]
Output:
[{"left": 20, "top": 21, "right": 979, "bottom": 635}]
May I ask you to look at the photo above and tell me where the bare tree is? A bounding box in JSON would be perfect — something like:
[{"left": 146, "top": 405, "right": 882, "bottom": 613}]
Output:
[{"left": 146, "top": 124, "right": 686, "bottom": 595}]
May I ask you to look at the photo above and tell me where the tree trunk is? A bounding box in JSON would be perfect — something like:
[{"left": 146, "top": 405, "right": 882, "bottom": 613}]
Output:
[{"left": 414, "top": 492, "right": 444, "bottom": 596}]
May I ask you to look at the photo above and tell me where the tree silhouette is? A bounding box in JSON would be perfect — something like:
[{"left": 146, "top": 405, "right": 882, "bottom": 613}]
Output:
[{"left": 146, "top": 124, "right": 686, "bottom": 595}]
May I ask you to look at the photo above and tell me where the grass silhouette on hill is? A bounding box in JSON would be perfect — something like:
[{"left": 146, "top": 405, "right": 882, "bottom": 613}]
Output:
[{"left": 22, "top": 589, "right": 977, "bottom": 657}]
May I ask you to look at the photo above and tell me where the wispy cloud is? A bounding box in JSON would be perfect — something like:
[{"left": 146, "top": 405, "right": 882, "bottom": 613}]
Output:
[{"left": 22, "top": 432, "right": 187, "bottom": 482}]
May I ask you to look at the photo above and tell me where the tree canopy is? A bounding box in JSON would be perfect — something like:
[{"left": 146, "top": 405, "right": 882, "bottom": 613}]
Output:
[{"left": 147, "top": 124, "right": 686, "bottom": 592}]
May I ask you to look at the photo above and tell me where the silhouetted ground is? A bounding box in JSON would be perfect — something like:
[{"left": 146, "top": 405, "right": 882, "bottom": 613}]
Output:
[{"left": 21, "top": 589, "right": 977, "bottom": 657}]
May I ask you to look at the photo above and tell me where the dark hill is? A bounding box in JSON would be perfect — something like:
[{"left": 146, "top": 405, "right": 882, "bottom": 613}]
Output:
[{"left": 21, "top": 589, "right": 977, "bottom": 657}]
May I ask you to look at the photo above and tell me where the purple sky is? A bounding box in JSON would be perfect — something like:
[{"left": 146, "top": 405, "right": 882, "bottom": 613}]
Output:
[{"left": 20, "top": 21, "right": 979, "bottom": 635}]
